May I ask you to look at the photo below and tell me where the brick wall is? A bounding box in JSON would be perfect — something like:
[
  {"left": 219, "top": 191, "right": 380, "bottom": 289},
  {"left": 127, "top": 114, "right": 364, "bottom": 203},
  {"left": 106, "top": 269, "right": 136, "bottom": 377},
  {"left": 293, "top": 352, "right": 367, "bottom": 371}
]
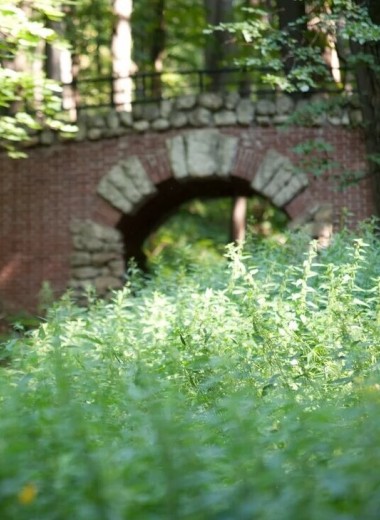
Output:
[{"left": 0, "top": 125, "right": 374, "bottom": 314}]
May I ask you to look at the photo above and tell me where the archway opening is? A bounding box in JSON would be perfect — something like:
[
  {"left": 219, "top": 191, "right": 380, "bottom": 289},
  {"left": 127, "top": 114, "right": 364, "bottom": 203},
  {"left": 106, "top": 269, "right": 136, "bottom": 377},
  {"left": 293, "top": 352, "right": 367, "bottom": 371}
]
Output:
[
  {"left": 116, "top": 177, "right": 289, "bottom": 272},
  {"left": 144, "top": 195, "right": 289, "bottom": 272}
]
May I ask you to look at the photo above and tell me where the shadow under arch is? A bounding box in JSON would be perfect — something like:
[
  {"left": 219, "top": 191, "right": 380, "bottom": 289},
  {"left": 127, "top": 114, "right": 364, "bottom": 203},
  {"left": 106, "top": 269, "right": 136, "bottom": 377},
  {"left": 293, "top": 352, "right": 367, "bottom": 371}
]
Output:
[{"left": 116, "top": 176, "right": 289, "bottom": 269}]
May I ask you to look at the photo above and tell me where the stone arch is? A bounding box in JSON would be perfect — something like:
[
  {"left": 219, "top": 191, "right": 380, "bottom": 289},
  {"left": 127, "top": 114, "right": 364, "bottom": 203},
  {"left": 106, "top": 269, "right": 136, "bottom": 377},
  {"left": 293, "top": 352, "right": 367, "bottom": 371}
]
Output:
[
  {"left": 97, "top": 129, "right": 309, "bottom": 215},
  {"left": 69, "top": 129, "right": 313, "bottom": 298}
]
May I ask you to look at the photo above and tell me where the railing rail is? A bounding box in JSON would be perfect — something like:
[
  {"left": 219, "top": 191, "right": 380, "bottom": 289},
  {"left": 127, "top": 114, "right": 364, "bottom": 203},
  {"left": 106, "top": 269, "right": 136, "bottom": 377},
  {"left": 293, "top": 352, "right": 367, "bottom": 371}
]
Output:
[{"left": 61, "top": 66, "right": 348, "bottom": 114}]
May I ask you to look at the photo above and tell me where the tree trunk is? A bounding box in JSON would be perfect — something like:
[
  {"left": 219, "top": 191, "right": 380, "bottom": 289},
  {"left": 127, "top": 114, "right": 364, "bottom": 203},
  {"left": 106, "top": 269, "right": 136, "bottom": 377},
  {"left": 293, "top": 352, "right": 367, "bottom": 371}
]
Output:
[
  {"left": 276, "top": 0, "right": 306, "bottom": 75},
  {"left": 231, "top": 196, "right": 247, "bottom": 243},
  {"left": 112, "top": 0, "right": 134, "bottom": 110},
  {"left": 352, "top": 1, "right": 380, "bottom": 217},
  {"left": 203, "top": 0, "right": 234, "bottom": 91},
  {"left": 46, "top": 21, "right": 75, "bottom": 117},
  {"left": 150, "top": 0, "right": 166, "bottom": 99}
]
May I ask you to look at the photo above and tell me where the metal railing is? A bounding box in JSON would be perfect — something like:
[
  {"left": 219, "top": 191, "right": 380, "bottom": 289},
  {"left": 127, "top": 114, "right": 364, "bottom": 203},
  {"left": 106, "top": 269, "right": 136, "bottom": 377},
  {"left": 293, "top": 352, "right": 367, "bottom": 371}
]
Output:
[{"left": 61, "top": 66, "right": 348, "bottom": 114}]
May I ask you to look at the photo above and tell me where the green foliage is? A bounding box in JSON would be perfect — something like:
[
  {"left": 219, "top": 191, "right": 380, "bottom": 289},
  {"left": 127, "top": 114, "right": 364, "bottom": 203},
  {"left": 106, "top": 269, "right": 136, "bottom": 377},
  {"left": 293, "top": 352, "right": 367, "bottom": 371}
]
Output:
[
  {"left": 65, "top": 0, "right": 113, "bottom": 77},
  {"left": 219, "top": 1, "right": 380, "bottom": 92},
  {"left": 144, "top": 198, "right": 232, "bottom": 273},
  {"left": 144, "top": 197, "right": 287, "bottom": 274},
  {"left": 1, "top": 226, "right": 380, "bottom": 518},
  {"left": 0, "top": 0, "right": 76, "bottom": 157},
  {"left": 132, "top": 0, "right": 206, "bottom": 71}
]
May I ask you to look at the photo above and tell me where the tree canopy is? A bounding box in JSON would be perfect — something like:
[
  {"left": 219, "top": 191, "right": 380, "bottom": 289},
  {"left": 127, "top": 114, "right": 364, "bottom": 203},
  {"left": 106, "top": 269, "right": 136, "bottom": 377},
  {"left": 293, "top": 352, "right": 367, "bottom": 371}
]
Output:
[{"left": 0, "top": 0, "right": 75, "bottom": 157}]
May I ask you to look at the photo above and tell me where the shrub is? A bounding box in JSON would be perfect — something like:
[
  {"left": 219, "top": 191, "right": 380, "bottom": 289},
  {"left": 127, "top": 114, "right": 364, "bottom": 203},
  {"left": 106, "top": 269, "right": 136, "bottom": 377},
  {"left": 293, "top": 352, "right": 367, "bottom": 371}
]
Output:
[{"left": 0, "top": 226, "right": 380, "bottom": 519}]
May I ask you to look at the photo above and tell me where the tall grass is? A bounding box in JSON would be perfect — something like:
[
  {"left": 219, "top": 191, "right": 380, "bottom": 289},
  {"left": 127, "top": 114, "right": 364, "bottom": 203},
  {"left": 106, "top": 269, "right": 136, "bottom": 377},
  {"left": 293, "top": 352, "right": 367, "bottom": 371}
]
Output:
[{"left": 1, "top": 225, "right": 380, "bottom": 519}]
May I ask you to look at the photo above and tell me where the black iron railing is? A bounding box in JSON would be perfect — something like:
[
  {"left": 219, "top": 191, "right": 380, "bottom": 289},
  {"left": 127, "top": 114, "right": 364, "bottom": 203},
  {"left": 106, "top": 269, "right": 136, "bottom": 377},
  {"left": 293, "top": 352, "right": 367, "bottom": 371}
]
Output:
[{"left": 61, "top": 66, "right": 348, "bottom": 113}]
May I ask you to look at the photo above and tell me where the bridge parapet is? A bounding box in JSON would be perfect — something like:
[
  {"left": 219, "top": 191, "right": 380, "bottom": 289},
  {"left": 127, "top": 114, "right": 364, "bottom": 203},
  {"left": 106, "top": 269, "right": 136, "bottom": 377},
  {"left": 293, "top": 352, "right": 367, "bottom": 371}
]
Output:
[{"left": 31, "top": 91, "right": 362, "bottom": 148}]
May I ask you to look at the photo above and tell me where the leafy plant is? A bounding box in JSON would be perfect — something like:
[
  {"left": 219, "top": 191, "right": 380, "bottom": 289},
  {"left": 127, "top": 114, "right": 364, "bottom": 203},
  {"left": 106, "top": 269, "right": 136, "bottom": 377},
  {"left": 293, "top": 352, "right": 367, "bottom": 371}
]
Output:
[{"left": 1, "top": 225, "right": 380, "bottom": 518}]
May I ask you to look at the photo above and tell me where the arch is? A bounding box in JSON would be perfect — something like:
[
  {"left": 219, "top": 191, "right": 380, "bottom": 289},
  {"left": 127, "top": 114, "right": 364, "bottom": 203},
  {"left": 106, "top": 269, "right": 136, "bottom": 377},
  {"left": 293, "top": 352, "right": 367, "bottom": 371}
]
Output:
[
  {"left": 95, "top": 129, "right": 310, "bottom": 268},
  {"left": 68, "top": 129, "right": 311, "bottom": 299},
  {"left": 97, "top": 129, "right": 309, "bottom": 215}
]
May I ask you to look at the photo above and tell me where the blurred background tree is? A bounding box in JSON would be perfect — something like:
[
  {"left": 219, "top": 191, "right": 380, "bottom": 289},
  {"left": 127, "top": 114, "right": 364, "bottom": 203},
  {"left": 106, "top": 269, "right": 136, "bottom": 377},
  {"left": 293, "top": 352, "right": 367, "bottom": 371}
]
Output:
[{"left": 0, "top": 0, "right": 76, "bottom": 156}]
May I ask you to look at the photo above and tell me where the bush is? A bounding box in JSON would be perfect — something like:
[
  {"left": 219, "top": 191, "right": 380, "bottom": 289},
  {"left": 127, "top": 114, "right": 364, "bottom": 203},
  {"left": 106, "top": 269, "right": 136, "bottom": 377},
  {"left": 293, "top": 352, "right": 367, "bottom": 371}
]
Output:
[{"left": 0, "top": 225, "right": 380, "bottom": 519}]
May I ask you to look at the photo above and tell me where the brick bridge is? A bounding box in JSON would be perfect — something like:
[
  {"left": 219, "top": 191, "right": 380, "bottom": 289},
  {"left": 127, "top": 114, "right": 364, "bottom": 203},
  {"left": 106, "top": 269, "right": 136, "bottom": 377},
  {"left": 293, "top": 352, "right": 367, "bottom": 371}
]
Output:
[{"left": 0, "top": 91, "right": 373, "bottom": 314}]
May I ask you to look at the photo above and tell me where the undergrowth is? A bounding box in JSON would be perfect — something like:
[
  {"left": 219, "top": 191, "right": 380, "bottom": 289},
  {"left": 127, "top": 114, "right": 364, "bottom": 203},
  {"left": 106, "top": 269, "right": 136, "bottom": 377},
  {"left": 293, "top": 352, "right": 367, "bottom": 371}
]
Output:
[{"left": 0, "top": 224, "right": 380, "bottom": 519}]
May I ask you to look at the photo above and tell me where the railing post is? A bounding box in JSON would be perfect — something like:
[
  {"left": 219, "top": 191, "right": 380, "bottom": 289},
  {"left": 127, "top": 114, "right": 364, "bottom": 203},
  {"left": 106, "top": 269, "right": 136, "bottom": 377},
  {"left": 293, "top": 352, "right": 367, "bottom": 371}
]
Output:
[
  {"left": 110, "top": 76, "right": 115, "bottom": 108},
  {"left": 199, "top": 71, "right": 204, "bottom": 92}
]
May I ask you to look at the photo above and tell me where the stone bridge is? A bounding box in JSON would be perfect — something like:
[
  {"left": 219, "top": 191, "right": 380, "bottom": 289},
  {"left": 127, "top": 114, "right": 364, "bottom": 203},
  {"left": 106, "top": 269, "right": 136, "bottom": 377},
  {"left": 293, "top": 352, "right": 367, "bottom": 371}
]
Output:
[{"left": 0, "top": 91, "right": 373, "bottom": 313}]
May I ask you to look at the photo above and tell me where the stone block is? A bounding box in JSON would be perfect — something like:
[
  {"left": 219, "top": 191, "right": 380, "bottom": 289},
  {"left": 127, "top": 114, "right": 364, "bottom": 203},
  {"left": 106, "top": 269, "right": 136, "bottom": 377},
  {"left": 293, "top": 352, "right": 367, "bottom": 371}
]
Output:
[
  {"left": 91, "top": 115, "right": 105, "bottom": 128},
  {"left": 72, "top": 236, "right": 85, "bottom": 250},
  {"left": 175, "top": 95, "right": 197, "bottom": 110},
  {"left": 133, "top": 120, "right": 150, "bottom": 133},
  {"left": 237, "top": 99, "right": 255, "bottom": 125},
  {"left": 217, "top": 134, "right": 239, "bottom": 177},
  {"left": 188, "top": 107, "right": 213, "bottom": 127},
  {"left": 97, "top": 156, "right": 156, "bottom": 213},
  {"left": 106, "top": 111, "right": 120, "bottom": 129},
  {"left": 72, "top": 266, "right": 99, "bottom": 279},
  {"left": 198, "top": 92, "right": 223, "bottom": 111},
  {"left": 107, "top": 242, "right": 124, "bottom": 253},
  {"left": 143, "top": 103, "right": 160, "bottom": 121},
  {"left": 166, "top": 135, "right": 187, "bottom": 178},
  {"left": 70, "top": 252, "right": 91, "bottom": 267},
  {"left": 92, "top": 252, "right": 120, "bottom": 266},
  {"left": 160, "top": 99, "right": 173, "bottom": 118},
  {"left": 256, "top": 99, "right": 276, "bottom": 116},
  {"left": 262, "top": 162, "right": 294, "bottom": 199},
  {"left": 109, "top": 259, "right": 125, "bottom": 277},
  {"left": 224, "top": 91, "right": 240, "bottom": 110},
  {"left": 85, "top": 238, "right": 105, "bottom": 252},
  {"left": 186, "top": 130, "right": 220, "bottom": 177},
  {"left": 214, "top": 110, "right": 237, "bottom": 126},
  {"left": 67, "top": 279, "right": 93, "bottom": 290},
  {"left": 103, "top": 127, "right": 128, "bottom": 138},
  {"left": 87, "top": 128, "right": 103, "bottom": 140},
  {"left": 80, "top": 219, "right": 121, "bottom": 243},
  {"left": 97, "top": 177, "right": 134, "bottom": 214},
  {"left": 341, "top": 111, "right": 350, "bottom": 126},
  {"left": 132, "top": 104, "right": 144, "bottom": 120},
  {"left": 272, "top": 172, "right": 308, "bottom": 206},
  {"left": 123, "top": 156, "right": 156, "bottom": 197},
  {"left": 252, "top": 149, "right": 307, "bottom": 207},
  {"left": 170, "top": 111, "right": 188, "bottom": 128},
  {"left": 119, "top": 111, "right": 133, "bottom": 127},
  {"left": 276, "top": 95, "right": 294, "bottom": 115},
  {"left": 167, "top": 130, "right": 238, "bottom": 179},
  {"left": 152, "top": 118, "right": 170, "bottom": 131},
  {"left": 94, "top": 276, "right": 122, "bottom": 295},
  {"left": 256, "top": 116, "right": 272, "bottom": 126},
  {"left": 273, "top": 115, "right": 289, "bottom": 125},
  {"left": 252, "top": 149, "right": 286, "bottom": 192},
  {"left": 115, "top": 173, "right": 143, "bottom": 205}
]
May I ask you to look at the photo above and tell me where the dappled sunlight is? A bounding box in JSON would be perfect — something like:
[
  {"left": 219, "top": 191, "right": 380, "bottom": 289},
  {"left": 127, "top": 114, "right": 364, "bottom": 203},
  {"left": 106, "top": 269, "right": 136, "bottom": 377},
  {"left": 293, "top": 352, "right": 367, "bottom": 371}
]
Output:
[{"left": 0, "top": 255, "right": 22, "bottom": 288}]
